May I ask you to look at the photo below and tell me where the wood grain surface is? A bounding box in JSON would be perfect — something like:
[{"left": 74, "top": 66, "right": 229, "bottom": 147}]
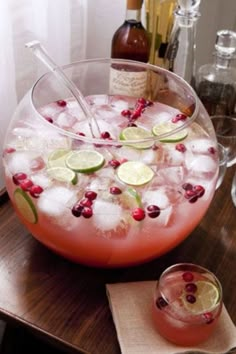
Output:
[{"left": 0, "top": 168, "right": 235, "bottom": 354}]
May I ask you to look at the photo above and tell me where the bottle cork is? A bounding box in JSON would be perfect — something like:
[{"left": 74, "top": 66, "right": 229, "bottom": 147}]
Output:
[{"left": 127, "top": 0, "right": 143, "bottom": 10}]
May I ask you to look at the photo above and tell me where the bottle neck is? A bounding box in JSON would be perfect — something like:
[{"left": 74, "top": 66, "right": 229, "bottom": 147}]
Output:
[
  {"left": 125, "top": 8, "right": 142, "bottom": 22},
  {"left": 214, "top": 53, "right": 234, "bottom": 69}
]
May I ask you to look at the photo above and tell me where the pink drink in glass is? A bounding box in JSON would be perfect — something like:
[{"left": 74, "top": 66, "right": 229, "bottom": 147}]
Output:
[{"left": 152, "top": 263, "right": 222, "bottom": 346}]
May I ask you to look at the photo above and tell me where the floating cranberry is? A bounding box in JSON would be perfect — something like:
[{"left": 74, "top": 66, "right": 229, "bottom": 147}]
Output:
[
  {"left": 186, "top": 294, "right": 196, "bottom": 304},
  {"left": 208, "top": 147, "right": 216, "bottom": 154},
  {"left": 182, "top": 271, "right": 194, "bottom": 282},
  {"left": 147, "top": 205, "right": 160, "bottom": 218},
  {"left": 45, "top": 116, "right": 53, "bottom": 123},
  {"left": 110, "top": 186, "right": 122, "bottom": 195},
  {"left": 130, "top": 110, "right": 141, "bottom": 120},
  {"left": 193, "top": 185, "right": 205, "bottom": 197},
  {"left": 176, "top": 143, "right": 186, "bottom": 152},
  {"left": 56, "top": 99, "right": 67, "bottom": 107},
  {"left": 127, "top": 122, "right": 137, "bottom": 127},
  {"left": 29, "top": 185, "right": 44, "bottom": 198},
  {"left": 4, "top": 147, "right": 15, "bottom": 154},
  {"left": 108, "top": 159, "right": 120, "bottom": 169},
  {"left": 185, "top": 189, "right": 197, "bottom": 199},
  {"left": 145, "top": 100, "right": 153, "bottom": 107},
  {"left": 156, "top": 296, "right": 168, "bottom": 309},
  {"left": 185, "top": 282, "right": 197, "bottom": 293},
  {"left": 85, "top": 190, "right": 97, "bottom": 200},
  {"left": 101, "top": 131, "right": 111, "bottom": 139},
  {"left": 71, "top": 203, "right": 83, "bottom": 217},
  {"left": 121, "top": 109, "right": 131, "bottom": 117},
  {"left": 12, "top": 172, "right": 27, "bottom": 185},
  {"left": 182, "top": 183, "right": 193, "bottom": 191},
  {"left": 171, "top": 113, "right": 187, "bottom": 123},
  {"left": 132, "top": 208, "right": 145, "bottom": 221},
  {"left": 20, "top": 179, "right": 33, "bottom": 191},
  {"left": 82, "top": 207, "right": 93, "bottom": 218},
  {"left": 137, "top": 97, "right": 146, "bottom": 106},
  {"left": 203, "top": 312, "right": 214, "bottom": 324},
  {"left": 79, "top": 198, "right": 93, "bottom": 207},
  {"left": 76, "top": 131, "right": 86, "bottom": 136}
]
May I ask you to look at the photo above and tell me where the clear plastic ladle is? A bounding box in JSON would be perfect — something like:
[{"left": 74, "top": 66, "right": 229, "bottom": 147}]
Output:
[{"left": 25, "top": 40, "right": 100, "bottom": 137}]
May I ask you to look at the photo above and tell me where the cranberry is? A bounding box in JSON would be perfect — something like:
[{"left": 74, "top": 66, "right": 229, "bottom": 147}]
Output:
[
  {"left": 85, "top": 191, "right": 97, "bottom": 200},
  {"left": 185, "top": 282, "right": 197, "bottom": 293},
  {"left": 132, "top": 208, "right": 145, "bottom": 221},
  {"left": 45, "top": 116, "right": 53, "bottom": 123},
  {"left": 12, "top": 172, "right": 27, "bottom": 185},
  {"left": 185, "top": 189, "right": 197, "bottom": 199},
  {"left": 19, "top": 179, "right": 33, "bottom": 191},
  {"left": 121, "top": 109, "right": 131, "bottom": 117},
  {"left": 76, "top": 131, "right": 86, "bottom": 136},
  {"left": 108, "top": 159, "right": 120, "bottom": 169},
  {"left": 29, "top": 185, "right": 44, "bottom": 198},
  {"left": 82, "top": 207, "right": 93, "bottom": 218},
  {"left": 137, "top": 97, "right": 146, "bottom": 106},
  {"left": 101, "top": 131, "right": 111, "bottom": 139},
  {"left": 203, "top": 312, "right": 214, "bottom": 324},
  {"left": 182, "top": 271, "right": 194, "bottom": 282},
  {"left": 79, "top": 198, "right": 93, "bottom": 207},
  {"left": 71, "top": 204, "right": 83, "bottom": 217},
  {"left": 208, "top": 147, "right": 215, "bottom": 154},
  {"left": 182, "top": 183, "right": 193, "bottom": 191},
  {"left": 176, "top": 143, "right": 186, "bottom": 152},
  {"left": 193, "top": 185, "right": 205, "bottom": 197},
  {"left": 145, "top": 100, "right": 153, "bottom": 107},
  {"left": 147, "top": 205, "right": 160, "bottom": 218},
  {"left": 156, "top": 296, "right": 168, "bottom": 309},
  {"left": 56, "top": 99, "right": 67, "bottom": 107},
  {"left": 4, "top": 147, "right": 15, "bottom": 154},
  {"left": 186, "top": 294, "right": 196, "bottom": 304},
  {"left": 188, "top": 195, "right": 199, "bottom": 203},
  {"left": 130, "top": 110, "right": 141, "bottom": 120},
  {"left": 110, "top": 186, "right": 122, "bottom": 195},
  {"left": 171, "top": 113, "right": 187, "bottom": 123}
]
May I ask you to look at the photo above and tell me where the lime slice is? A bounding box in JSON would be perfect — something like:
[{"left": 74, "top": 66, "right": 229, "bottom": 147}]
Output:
[
  {"left": 120, "top": 126, "right": 154, "bottom": 149},
  {"left": 47, "top": 149, "right": 71, "bottom": 168},
  {"left": 182, "top": 280, "right": 220, "bottom": 314},
  {"left": 152, "top": 122, "right": 188, "bottom": 142},
  {"left": 117, "top": 161, "right": 154, "bottom": 186},
  {"left": 14, "top": 188, "right": 38, "bottom": 224},
  {"left": 65, "top": 150, "right": 105, "bottom": 173},
  {"left": 47, "top": 166, "right": 78, "bottom": 185},
  {"left": 120, "top": 187, "right": 142, "bottom": 208}
]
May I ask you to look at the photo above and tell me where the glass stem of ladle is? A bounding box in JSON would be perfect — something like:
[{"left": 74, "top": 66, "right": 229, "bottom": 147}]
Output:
[{"left": 25, "top": 40, "right": 101, "bottom": 138}]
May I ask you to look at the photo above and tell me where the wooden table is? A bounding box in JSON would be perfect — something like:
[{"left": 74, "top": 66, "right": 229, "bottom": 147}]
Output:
[{"left": 0, "top": 168, "right": 236, "bottom": 354}]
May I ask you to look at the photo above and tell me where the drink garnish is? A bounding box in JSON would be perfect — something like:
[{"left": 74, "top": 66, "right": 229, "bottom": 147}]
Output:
[
  {"left": 47, "top": 149, "right": 71, "bottom": 168},
  {"left": 65, "top": 150, "right": 105, "bottom": 173},
  {"left": 117, "top": 161, "right": 154, "bottom": 186},
  {"left": 152, "top": 121, "right": 188, "bottom": 142},
  {"left": 181, "top": 280, "right": 219, "bottom": 314},
  {"left": 47, "top": 166, "right": 78, "bottom": 185},
  {"left": 119, "top": 126, "right": 154, "bottom": 149},
  {"left": 14, "top": 188, "right": 38, "bottom": 224}
]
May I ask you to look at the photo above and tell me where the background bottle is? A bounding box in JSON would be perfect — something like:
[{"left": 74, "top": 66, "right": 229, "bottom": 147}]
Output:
[
  {"left": 164, "top": 0, "right": 201, "bottom": 85},
  {"left": 195, "top": 29, "right": 236, "bottom": 116},
  {"left": 111, "top": 0, "right": 150, "bottom": 62},
  {"left": 145, "top": 0, "right": 176, "bottom": 66},
  {"left": 110, "top": 0, "right": 150, "bottom": 97}
]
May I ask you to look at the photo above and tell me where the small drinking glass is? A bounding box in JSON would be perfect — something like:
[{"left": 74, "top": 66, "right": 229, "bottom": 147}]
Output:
[
  {"left": 211, "top": 115, "right": 236, "bottom": 167},
  {"left": 152, "top": 263, "right": 223, "bottom": 346}
]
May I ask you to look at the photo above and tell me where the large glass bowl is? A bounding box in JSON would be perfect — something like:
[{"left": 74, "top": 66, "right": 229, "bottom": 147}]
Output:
[{"left": 3, "top": 59, "right": 218, "bottom": 267}]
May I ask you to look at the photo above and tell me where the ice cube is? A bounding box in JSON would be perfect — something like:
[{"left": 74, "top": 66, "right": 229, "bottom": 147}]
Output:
[
  {"left": 186, "top": 139, "right": 215, "bottom": 154},
  {"left": 31, "top": 173, "right": 52, "bottom": 189},
  {"left": 157, "top": 166, "right": 185, "bottom": 185},
  {"left": 72, "top": 120, "right": 94, "bottom": 137},
  {"left": 116, "top": 146, "right": 141, "bottom": 161},
  {"left": 12, "top": 127, "right": 34, "bottom": 138},
  {"left": 93, "top": 200, "right": 123, "bottom": 231},
  {"left": 165, "top": 148, "right": 185, "bottom": 165},
  {"left": 143, "top": 189, "right": 170, "bottom": 209},
  {"left": 7, "top": 151, "right": 38, "bottom": 174},
  {"left": 56, "top": 112, "right": 77, "bottom": 129},
  {"left": 111, "top": 99, "right": 129, "bottom": 112},
  {"left": 189, "top": 155, "right": 216, "bottom": 173},
  {"left": 38, "top": 186, "right": 75, "bottom": 217}
]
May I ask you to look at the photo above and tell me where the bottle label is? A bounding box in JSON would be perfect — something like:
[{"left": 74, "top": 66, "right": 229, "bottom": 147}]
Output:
[{"left": 109, "top": 66, "right": 147, "bottom": 97}]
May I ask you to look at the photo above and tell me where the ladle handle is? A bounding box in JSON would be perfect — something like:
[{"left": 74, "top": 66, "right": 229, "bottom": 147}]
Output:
[{"left": 25, "top": 40, "right": 100, "bottom": 137}]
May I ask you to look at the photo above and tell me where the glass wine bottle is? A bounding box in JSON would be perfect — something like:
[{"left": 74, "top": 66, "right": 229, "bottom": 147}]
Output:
[
  {"left": 164, "top": 0, "right": 201, "bottom": 85},
  {"left": 195, "top": 29, "right": 236, "bottom": 116},
  {"left": 110, "top": 0, "right": 150, "bottom": 97}
]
